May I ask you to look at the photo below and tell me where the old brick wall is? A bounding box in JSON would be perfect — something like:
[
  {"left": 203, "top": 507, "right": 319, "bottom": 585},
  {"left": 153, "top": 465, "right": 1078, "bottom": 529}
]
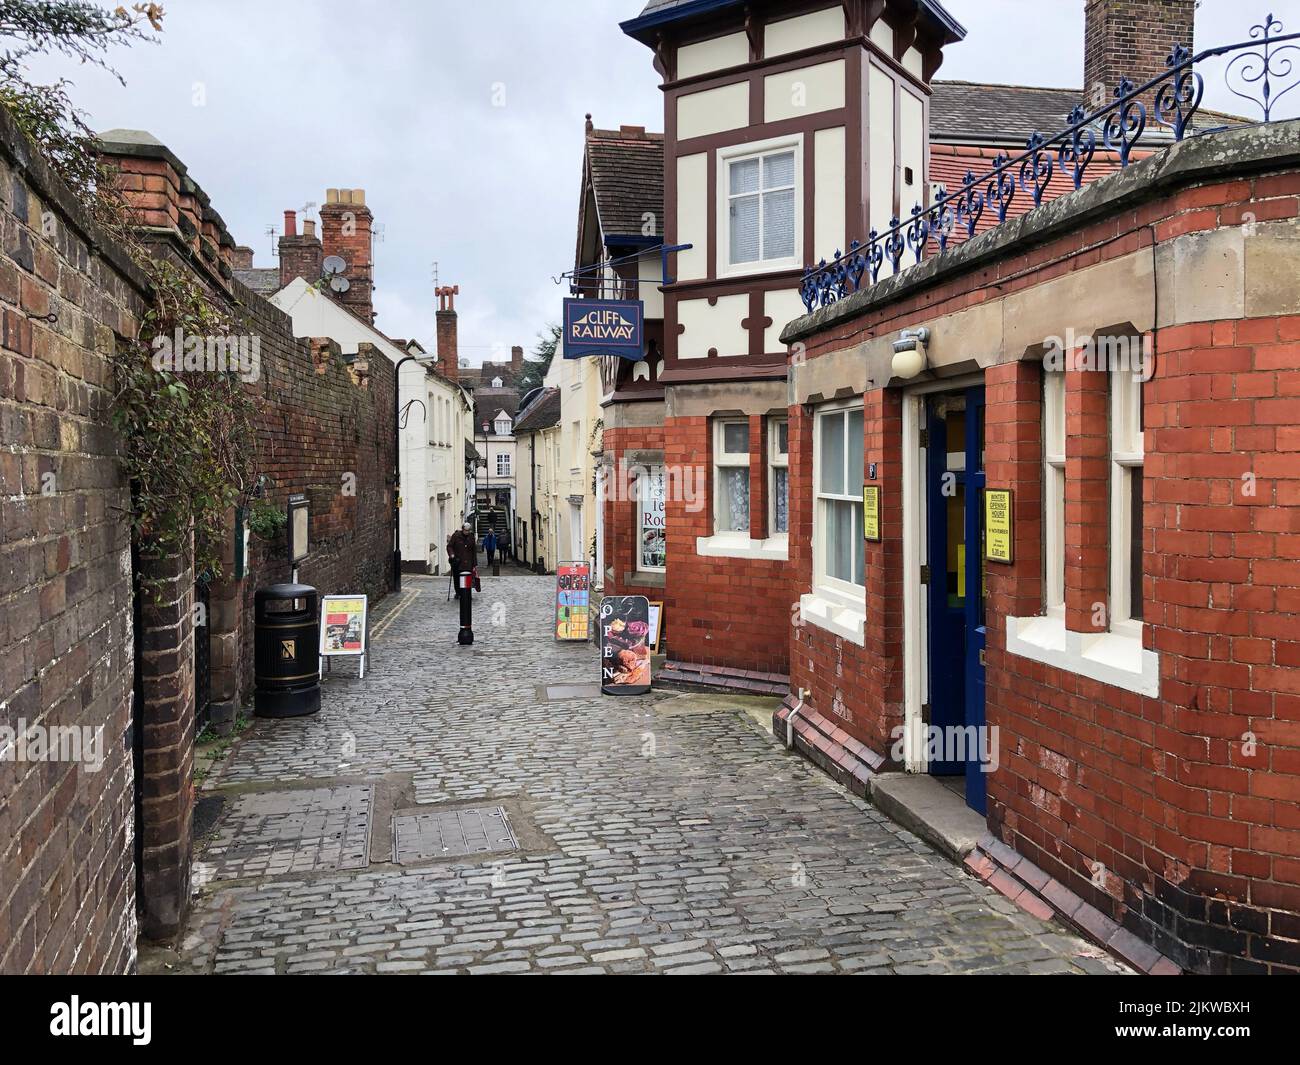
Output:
[
  {"left": 0, "top": 109, "right": 150, "bottom": 973},
  {"left": 785, "top": 129, "right": 1300, "bottom": 972},
  {"left": 227, "top": 297, "right": 396, "bottom": 703}
]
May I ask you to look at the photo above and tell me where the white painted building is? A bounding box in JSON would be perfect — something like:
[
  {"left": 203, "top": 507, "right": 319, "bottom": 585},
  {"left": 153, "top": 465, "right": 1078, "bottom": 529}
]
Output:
[{"left": 271, "top": 278, "right": 473, "bottom": 574}]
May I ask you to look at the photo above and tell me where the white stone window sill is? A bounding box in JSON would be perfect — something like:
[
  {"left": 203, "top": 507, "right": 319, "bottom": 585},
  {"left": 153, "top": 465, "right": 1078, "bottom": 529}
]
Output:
[
  {"left": 1005, "top": 614, "right": 1160, "bottom": 698},
  {"left": 695, "top": 532, "right": 788, "bottom": 561},
  {"left": 799, "top": 591, "right": 866, "bottom": 647}
]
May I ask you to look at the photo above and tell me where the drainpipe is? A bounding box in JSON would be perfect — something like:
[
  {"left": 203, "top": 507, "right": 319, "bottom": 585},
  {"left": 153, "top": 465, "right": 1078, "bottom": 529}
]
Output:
[
  {"left": 530, "top": 433, "right": 539, "bottom": 570},
  {"left": 785, "top": 688, "right": 807, "bottom": 750}
]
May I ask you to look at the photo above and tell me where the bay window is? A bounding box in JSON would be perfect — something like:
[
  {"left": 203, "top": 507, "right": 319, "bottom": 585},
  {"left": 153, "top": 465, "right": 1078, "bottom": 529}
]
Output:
[
  {"left": 1110, "top": 367, "right": 1144, "bottom": 627},
  {"left": 769, "top": 417, "right": 789, "bottom": 536},
  {"left": 814, "top": 404, "right": 864, "bottom": 594},
  {"left": 714, "top": 420, "right": 751, "bottom": 533},
  {"left": 638, "top": 465, "right": 666, "bottom": 572},
  {"left": 1043, "top": 369, "right": 1065, "bottom": 614}
]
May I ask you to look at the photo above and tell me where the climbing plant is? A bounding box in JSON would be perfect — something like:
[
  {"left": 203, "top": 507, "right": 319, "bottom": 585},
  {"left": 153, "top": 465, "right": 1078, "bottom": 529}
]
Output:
[{"left": 0, "top": 1, "right": 259, "bottom": 590}]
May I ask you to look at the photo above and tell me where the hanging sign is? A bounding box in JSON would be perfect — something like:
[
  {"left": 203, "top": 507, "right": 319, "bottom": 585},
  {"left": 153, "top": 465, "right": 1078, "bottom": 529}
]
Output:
[
  {"left": 320, "top": 594, "right": 369, "bottom": 678},
  {"left": 985, "top": 489, "right": 1014, "bottom": 563},
  {"left": 863, "top": 485, "right": 881, "bottom": 542},
  {"left": 600, "top": 595, "right": 652, "bottom": 695},
  {"left": 555, "top": 561, "right": 592, "bottom": 641},
  {"left": 562, "top": 298, "right": 645, "bottom": 361}
]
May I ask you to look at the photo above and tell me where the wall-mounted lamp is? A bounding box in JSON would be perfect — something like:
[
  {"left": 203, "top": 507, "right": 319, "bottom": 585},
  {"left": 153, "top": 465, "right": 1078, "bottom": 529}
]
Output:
[{"left": 892, "top": 327, "right": 930, "bottom": 379}]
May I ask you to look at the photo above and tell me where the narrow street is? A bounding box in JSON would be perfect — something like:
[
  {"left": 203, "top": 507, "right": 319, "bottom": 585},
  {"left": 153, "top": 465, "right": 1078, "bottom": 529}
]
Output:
[{"left": 150, "top": 572, "right": 1126, "bottom": 976}]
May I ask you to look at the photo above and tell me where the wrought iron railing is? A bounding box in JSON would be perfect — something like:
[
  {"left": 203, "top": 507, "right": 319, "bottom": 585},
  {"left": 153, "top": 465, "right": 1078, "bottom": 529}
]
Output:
[{"left": 798, "top": 13, "right": 1300, "bottom": 314}]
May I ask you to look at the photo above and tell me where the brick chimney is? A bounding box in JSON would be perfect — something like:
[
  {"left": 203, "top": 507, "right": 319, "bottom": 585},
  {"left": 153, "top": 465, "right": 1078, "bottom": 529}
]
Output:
[
  {"left": 436, "top": 285, "right": 460, "bottom": 383},
  {"left": 511, "top": 345, "right": 524, "bottom": 374},
  {"left": 319, "top": 188, "right": 376, "bottom": 325},
  {"left": 1084, "top": 0, "right": 1195, "bottom": 108},
  {"left": 232, "top": 244, "right": 255, "bottom": 269},
  {"left": 278, "top": 208, "right": 323, "bottom": 290}
]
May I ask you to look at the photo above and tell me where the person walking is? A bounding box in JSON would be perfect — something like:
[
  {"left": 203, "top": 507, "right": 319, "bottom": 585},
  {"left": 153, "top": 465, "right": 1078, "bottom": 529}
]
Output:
[
  {"left": 447, "top": 521, "right": 478, "bottom": 590},
  {"left": 483, "top": 528, "right": 497, "bottom": 567}
]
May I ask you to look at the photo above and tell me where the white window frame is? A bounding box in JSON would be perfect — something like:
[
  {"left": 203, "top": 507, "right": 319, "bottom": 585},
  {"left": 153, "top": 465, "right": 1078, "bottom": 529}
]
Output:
[
  {"left": 496, "top": 452, "right": 511, "bottom": 477},
  {"left": 813, "top": 401, "right": 865, "bottom": 605},
  {"left": 1043, "top": 369, "right": 1066, "bottom": 617},
  {"left": 716, "top": 134, "right": 803, "bottom": 279},
  {"left": 768, "top": 416, "right": 789, "bottom": 538},
  {"left": 713, "top": 418, "right": 751, "bottom": 536},
  {"left": 637, "top": 465, "right": 667, "bottom": 574},
  {"left": 494, "top": 414, "right": 511, "bottom": 436},
  {"left": 1109, "top": 366, "right": 1144, "bottom": 635}
]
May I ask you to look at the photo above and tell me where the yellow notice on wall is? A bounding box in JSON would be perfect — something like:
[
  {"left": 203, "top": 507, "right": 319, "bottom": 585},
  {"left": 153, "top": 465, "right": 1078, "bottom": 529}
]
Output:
[
  {"left": 985, "top": 489, "right": 1014, "bottom": 564},
  {"left": 863, "top": 485, "right": 881, "bottom": 542}
]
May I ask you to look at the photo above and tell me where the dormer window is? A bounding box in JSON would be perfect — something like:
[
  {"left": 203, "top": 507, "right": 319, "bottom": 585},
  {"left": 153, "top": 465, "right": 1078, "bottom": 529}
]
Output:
[
  {"left": 491, "top": 376, "right": 503, "bottom": 388},
  {"left": 494, "top": 414, "right": 512, "bottom": 435}
]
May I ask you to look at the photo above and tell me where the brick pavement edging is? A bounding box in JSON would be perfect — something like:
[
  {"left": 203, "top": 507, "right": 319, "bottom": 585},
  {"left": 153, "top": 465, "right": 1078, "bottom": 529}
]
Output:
[{"left": 965, "top": 838, "right": 1182, "bottom": 975}]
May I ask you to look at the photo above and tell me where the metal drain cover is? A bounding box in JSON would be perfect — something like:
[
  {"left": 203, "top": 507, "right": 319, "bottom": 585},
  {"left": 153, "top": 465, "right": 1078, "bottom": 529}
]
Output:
[
  {"left": 393, "top": 805, "right": 518, "bottom": 864},
  {"left": 541, "top": 684, "right": 603, "bottom": 700}
]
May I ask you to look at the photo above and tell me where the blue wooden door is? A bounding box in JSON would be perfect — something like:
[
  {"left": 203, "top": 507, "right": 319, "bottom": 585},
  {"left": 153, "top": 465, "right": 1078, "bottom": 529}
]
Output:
[{"left": 925, "top": 387, "right": 987, "bottom": 813}]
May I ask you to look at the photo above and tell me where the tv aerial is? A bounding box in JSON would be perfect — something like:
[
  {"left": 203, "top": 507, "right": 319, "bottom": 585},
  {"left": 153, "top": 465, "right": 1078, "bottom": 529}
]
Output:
[{"left": 322, "top": 254, "right": 350, "bottom": 293}]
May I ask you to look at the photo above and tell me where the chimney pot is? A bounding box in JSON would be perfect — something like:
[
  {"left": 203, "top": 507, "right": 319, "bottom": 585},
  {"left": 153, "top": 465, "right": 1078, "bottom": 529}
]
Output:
[
  {"left": 283, "top": 209, "right": 297, "bottom": 238},
  {"left": 302, "top": 219, "right": 316, "bottom": 239}
]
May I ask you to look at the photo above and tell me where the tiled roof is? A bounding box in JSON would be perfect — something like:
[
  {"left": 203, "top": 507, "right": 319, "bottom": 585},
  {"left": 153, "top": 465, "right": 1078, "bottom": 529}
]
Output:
[
  {"left": 931, "top": 80, "right": 1243, "bottom": 145},
  {"left": 586, "top": 126, "right": 664, "bottom": 240},
  {"left": 513, "top": 387, "right": 561, "bottom": 434},
  {"left": 233, "top": 267, "right": 280, "bottom": 296},
  {"left": 929, "top": 141, "right": 1139, "bottom": 243},
  {"left": 473, "top": 386, "right": 520, "bottom": 428}
]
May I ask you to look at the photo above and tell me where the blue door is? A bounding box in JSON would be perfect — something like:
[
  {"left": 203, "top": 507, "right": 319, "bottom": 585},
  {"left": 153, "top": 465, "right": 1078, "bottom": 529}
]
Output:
[{"left": 925, "top": 387, "right": 987, "bottom": 814}]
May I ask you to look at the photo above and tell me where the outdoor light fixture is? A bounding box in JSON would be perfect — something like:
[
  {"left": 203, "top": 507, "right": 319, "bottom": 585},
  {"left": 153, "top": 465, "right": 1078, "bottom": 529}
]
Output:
[{"left": 891, "top": 327, "right": 930, "bottom": 379}]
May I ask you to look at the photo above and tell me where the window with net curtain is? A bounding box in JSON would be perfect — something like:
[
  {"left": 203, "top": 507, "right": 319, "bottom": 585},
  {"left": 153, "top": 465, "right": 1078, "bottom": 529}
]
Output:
[
  {"left": 715, "top": 420, "right": 750, "bottom": 533},
  {"left": 728, "top": 149, "right": 796, "bottom": 267},
  {"left": 816, "top": 405, "right": 865, "bottom": 590}
]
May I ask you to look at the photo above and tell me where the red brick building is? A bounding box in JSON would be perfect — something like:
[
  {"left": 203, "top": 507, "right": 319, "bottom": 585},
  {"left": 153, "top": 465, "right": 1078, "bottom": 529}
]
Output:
[{"left": 775, "top": 78, "right": 1300, "bottom": 976}]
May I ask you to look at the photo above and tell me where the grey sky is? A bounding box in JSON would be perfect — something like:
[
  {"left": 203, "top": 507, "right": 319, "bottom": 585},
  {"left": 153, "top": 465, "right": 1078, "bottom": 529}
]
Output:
[{"left": 27, "top": 0, "right": 1300, "bottom": 365}]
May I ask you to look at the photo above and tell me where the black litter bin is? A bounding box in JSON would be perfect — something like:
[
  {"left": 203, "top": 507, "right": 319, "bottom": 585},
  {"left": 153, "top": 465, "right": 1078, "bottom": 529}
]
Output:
[{"left": 254, "top": 583, "right": 321, "bottom": 718}]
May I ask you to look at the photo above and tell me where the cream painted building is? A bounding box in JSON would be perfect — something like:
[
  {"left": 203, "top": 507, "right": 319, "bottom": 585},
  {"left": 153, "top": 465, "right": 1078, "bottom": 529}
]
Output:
[{"left": 542, "top": 349, "right": 606, "bottom": 578}]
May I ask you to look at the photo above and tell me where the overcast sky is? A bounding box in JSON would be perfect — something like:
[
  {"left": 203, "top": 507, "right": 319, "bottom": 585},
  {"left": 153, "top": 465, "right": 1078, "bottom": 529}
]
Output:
[{"left": 27, "top": 0, "right": 1300, "bottom": 365}]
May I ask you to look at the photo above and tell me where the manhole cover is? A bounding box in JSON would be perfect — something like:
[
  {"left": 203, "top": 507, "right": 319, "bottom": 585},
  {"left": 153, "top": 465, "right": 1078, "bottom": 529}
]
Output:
[
  {"left": 541, "top": 684, "right": 602, "bottom": 700},
  {"left": 200, "top": 785, "right": 372, "bottom": 880},
  {"left": 393, "top": 805, "right": 518, "bottom": 864}
]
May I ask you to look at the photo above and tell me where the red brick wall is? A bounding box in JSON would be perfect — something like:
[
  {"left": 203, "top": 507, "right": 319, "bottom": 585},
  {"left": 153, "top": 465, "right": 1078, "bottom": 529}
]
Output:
[
  {"left": 1, "top": 112, "right": 149, "bottom": 973},
  {"left": 662, "top": 414, "right": 790, "bottom": 675},
  {"left": 789, "top": 162, "right": 1300, "bottom": 973}
]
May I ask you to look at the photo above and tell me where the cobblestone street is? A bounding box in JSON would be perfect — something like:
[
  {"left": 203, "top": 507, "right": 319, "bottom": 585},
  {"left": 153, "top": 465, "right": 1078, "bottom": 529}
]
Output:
[{"left": 151, "top": 574, "right": 1128, "bottom": 975}]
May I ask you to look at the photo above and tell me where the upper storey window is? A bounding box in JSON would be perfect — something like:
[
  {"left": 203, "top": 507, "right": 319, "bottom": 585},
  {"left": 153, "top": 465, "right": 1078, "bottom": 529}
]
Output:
[{"left": 725, "top": 144, "right": 797, "bottom": 271}]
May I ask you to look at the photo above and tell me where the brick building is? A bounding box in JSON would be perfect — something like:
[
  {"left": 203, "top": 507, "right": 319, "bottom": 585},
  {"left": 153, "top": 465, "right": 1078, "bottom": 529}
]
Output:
[
  {"left": 768, "top": 18, "right": 1300, "bottom": 975},
  {"left": 0, "top": 115, "right": 397, "bottom": 971}
]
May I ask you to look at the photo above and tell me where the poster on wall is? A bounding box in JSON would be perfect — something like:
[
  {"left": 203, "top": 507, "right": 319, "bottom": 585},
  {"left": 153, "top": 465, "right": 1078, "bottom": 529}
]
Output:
[
  {"left": 320, "top": 595, "right": 369, "bottom": 678},
  {"left": 863, "top": 485, "right": 881, "bottom": 542},
  {"left": 599, "top": 595, "right": 652, "bottom": 696},
  {"left": 639, "top": 467, "right": 666, "bottom": 570},
  {"left": 555, "top": 561, "right": 592, "bottom": 641},
  {"left": 985, "top": 489, "right": 1014, "bottom": 563}
]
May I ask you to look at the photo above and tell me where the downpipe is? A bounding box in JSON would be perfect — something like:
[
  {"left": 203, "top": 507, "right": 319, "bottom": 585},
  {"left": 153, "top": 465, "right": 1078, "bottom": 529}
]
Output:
[{"left": 785, "top": 687, "right": 807, "bottom": 750}]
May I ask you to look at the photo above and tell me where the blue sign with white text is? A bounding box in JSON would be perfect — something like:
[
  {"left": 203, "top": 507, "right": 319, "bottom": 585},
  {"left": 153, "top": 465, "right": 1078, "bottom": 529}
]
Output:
[{"left": 562, "top": 298, "right": 645, "bottom": 361}]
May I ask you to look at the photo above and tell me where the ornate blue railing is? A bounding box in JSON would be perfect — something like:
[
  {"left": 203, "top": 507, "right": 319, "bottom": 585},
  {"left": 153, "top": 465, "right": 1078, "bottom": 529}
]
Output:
[{"left": 799, "top": 13, "right": 1300, "bottom": 314}]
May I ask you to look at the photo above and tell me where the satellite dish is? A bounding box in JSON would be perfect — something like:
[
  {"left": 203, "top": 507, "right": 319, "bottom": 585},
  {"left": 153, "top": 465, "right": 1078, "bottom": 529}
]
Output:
[
  {"left": 329, "top": 275, "right": 351, "bottom": 293},
  {"left": 322, "top": 254, "right": 347, "bottom": 277}
]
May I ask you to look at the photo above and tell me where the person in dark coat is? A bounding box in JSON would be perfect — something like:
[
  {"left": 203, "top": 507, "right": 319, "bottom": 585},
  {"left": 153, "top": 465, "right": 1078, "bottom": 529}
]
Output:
[
  {"left": 447, "top": 522, "right": 477, "bottom": 589},
  {"left": 483, "top": 529, "right": 498, "bottom": 565}
]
